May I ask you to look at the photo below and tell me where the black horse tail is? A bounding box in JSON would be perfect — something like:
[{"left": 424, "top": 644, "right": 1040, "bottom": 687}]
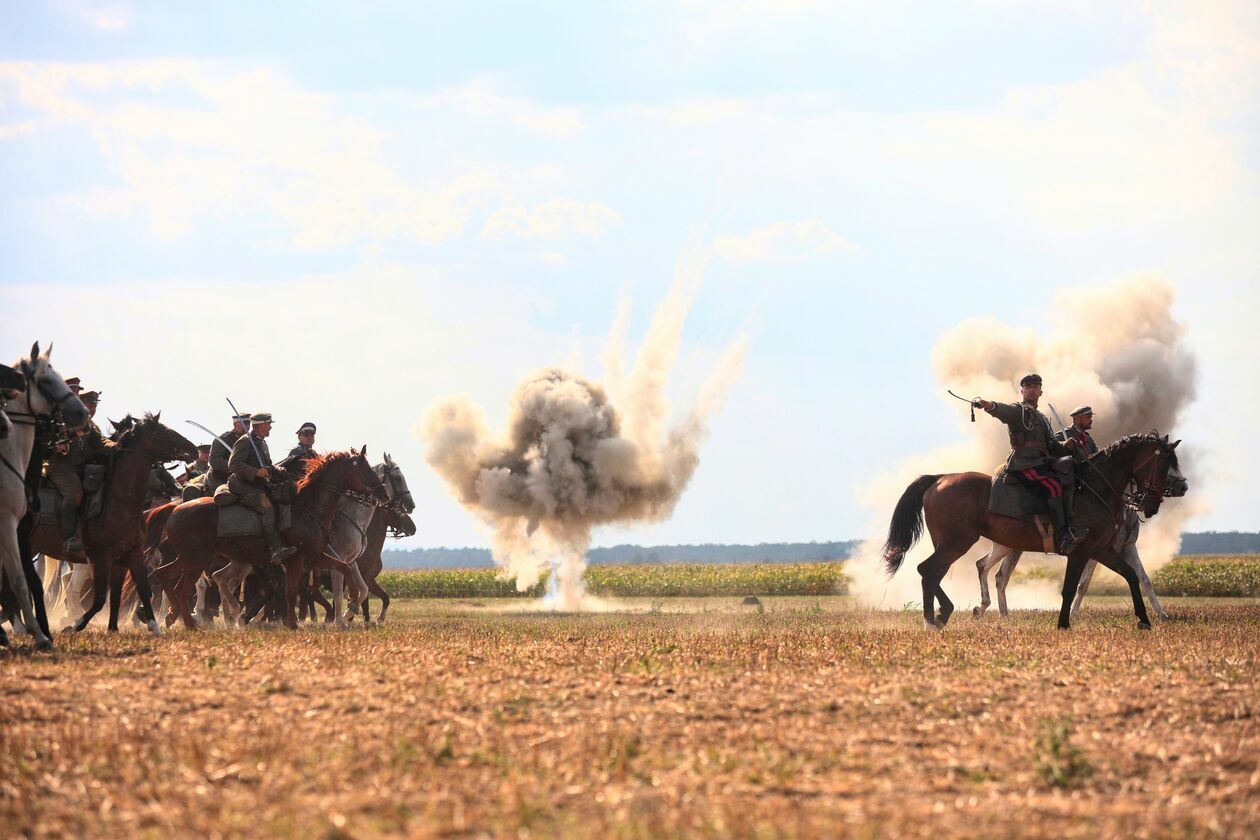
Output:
[{"left": 881, "top": 475, "right": 940, "bottom": 576}]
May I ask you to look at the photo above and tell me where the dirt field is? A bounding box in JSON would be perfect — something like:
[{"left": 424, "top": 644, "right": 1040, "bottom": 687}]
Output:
[{"left": 2, "top": 597, "right": 1257, "bottom": 838}]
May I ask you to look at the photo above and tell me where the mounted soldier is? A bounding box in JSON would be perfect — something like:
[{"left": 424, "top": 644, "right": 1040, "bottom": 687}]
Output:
[
  {"left": 1057, "top": 405, "right": 1100, "bottom": 456},
  {"left": 185, "top": 444, "right": 211, "bottom": 479},
  {"left": 146, "top": 464, "right": 181, "bottom": 508},
  {"left": 206, "top": 412, "right": 249, "bottom": 497},
  {"left": 226, "top": 412, "right": 297, "bottom": 563},
  {"left": 43, "top": 388, "right": 110, "bottom": 554},
  {"left": 974, "top": 374, "right": 1087, "bottom": 554},
  {"left": 284, "top": 421, "right": 318, "bottom": 479}
]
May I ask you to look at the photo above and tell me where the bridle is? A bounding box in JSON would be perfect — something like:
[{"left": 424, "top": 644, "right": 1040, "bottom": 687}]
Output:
[
  {"left": 0, "top": 363, "right": 80, "bottom": 483},
  {"left": 377, "top": 461, "right": 414, "bottom": 538},
  {"left": 1079, "top": 436, "right": 1175, "bottom": 526}
]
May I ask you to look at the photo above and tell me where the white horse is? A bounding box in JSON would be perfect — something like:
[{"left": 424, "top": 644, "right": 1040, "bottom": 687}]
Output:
[
  {"left": 0, "top": 343, "right": 88, "bottom": 650},
  {"left": 329, "top": 453, "right": 414, "bottom": 623}
]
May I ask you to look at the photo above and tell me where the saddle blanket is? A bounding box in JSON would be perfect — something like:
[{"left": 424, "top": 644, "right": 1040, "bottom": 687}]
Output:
[
  {"left": 989, "top": 470, "right": 1055, "bottom": 553},
  {"left": 215, "top": 503, "right": 292, "bottom": 538},
  {"left": 35, "top": 483, "right": 105, "bottom": 528}
]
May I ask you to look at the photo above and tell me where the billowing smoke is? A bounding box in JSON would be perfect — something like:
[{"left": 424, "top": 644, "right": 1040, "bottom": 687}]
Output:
[
  {"left": 420, "top": 253, "right": 745, "bottom": 609},
  {"left": 850, "top": 276, "right": 1202, "bottom": 610}
]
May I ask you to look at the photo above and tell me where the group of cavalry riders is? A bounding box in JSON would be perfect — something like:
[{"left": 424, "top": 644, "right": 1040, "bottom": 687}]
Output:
[{"left": 32, "top": 376, "right": 319, "bottom": 565}]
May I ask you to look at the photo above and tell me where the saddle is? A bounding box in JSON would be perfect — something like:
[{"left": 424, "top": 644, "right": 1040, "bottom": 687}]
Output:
[
  {"left": 214, "top": 498, "right": 293, "bottom": 538},
  {"left": 36, "top": 463, "right": 108, "bottom": 527},
  {"left": 988, "top": 459, "right": 1078, "bottom": 554}
]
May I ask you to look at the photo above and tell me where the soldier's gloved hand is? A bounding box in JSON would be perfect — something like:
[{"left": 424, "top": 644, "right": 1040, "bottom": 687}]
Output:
[
  {"left": 256, "top": 467, "right": 270, "bottom": 481},
  {"left": 974, "top": 398, "right": 994, "bottom": 411}
]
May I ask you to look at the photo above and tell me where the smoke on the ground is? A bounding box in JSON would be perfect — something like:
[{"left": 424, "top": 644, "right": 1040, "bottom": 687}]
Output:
[
  {"left": 420, "top": 252, "right": 745, "bottom": 610},
  {"left": 849, "top": 276, "right": 1202, "bottom": 611}
]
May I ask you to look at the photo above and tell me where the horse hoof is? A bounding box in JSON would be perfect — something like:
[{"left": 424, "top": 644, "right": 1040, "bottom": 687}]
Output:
[
  {"left": 1057, "top": 624, "right": 1071, "bottom": 631},
  {"left": 923, "top": 619, "right": 941, "bottom": 632},
  {"left": 61, "top": 625, "right": 79, "bottom": 635},
  {"left": 35, "top": 638, "right": 54, "bottom": 652},
  {"left": 1137, "top": 621, "right": 1152, "bottom": 631},
  {"left": 146, "top": 620, "right": 162, "bottom": 637},
  {"left": 971, "top": 606, "right": 983, "bottom": 619}
]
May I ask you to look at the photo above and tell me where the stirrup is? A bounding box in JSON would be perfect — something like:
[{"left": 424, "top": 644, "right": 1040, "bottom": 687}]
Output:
[
  {"left": 1057, "top": 528, "right": 1088, "bottom": 554},
  {"left": 270, "top": 545, "right": 298, "bottom": 563}
]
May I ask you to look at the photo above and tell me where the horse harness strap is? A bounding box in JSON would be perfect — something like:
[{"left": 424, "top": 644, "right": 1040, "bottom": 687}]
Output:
[
  {"left": 335, "top": 507, "right": 369, "bottom": 542},
  {"left": 0, "top": 452, "right": 25, "bottom": 483}
]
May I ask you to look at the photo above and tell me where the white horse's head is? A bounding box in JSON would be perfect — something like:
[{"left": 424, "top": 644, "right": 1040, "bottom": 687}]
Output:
[
  {"left": 16, "top": 341, "right": 88, "bottom": 429},
  {"left": 377, "top": 452, "right": 416, "bottom": 513}
]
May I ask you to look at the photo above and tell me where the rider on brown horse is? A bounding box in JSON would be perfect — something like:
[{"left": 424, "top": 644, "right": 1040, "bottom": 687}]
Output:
[
  {"left": 44, "top": 388, "right": 110, "bottom": 554},
  {"left": 206, "top": 412, "right": 249, "bottom": 497},
  {"left": 226, "top": 412, "right": 298, "bottom": 563},
  {"left": 974, "top": 373, "right": 1087, "bottom": 554}
]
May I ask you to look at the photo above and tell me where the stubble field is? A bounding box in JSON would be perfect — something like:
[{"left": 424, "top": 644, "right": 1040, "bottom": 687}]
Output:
[{"left": 2, "top": 597, "right": 1258, "bottom": 839}]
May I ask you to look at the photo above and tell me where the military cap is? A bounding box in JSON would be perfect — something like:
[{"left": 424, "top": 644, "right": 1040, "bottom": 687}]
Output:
[
  {"left": 79, "top": 390, "right": 101, "bottom": 404},
  {"left": 1070, "top": 405, "right": 1094, "bottom": 417},
  {"left": 65, "top": 377, "right": 83, "bottom": 394},
  {"left": 1019, "top": 373, "right": 1042, "bottom": 387},
  {"left": 196, "top": 443, "right": 212, "bottom": 453},
  {"left": 250, "top": 412, "right": 273, "bottom": 424},
  {"left": 296, "top": 421, "right": 317, "bottom": 435}
]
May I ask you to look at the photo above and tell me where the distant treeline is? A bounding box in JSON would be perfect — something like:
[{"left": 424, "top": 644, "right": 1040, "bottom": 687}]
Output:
[
  {"left": 1179, "top": 532, "right": 1260, "bottom": 555},
  {"left": 382, "top": 541, "right": 859, "bottom": 570}
]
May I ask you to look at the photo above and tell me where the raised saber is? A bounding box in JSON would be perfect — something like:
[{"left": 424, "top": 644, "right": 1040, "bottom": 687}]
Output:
[
  {"left": 1047, "top": 403, "right": 1068, "bottom": 438},
  {"left": 225, "top": 396, "right": 264, "bottom": 467},
  {"left": 185, "top": 420, "right": 236, "bottom": 454}
]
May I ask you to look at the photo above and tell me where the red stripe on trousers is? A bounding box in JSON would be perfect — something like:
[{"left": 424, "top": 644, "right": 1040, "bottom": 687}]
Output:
[{"left": 1022, "top": 467, "right": 1062, "bottom": 498}]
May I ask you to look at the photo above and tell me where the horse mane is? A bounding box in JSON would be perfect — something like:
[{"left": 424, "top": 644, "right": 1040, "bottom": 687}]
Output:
[
  {"left": 296, "top": 449, "right": 357, "bottom": 493},
  {"left": 1097, "top": 430, "right": 1179, "bottom": 469}
]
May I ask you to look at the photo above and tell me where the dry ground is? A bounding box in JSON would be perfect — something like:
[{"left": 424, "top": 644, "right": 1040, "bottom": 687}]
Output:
[{"left": 2, "top": 597, "right": 1258, "bottom": 839}]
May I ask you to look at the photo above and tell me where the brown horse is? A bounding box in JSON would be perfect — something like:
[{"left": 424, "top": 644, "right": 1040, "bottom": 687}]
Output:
[
  {"left": 30, "top": 413, "right": 199, "bottom": 633},
  {"left": 352, "top": 506, "right": 415, "bottom": 623},
  {"left": 156, "top": 448, "right": 387, "bottom": 629},
  {"left": 881, "top": 432, "right": 1184, "bottom": 631}
]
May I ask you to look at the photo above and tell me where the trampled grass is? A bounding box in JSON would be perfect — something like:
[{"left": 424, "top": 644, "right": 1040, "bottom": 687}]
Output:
[{"left": 2, "top": 597, "right": 1257, "bottom": 838}]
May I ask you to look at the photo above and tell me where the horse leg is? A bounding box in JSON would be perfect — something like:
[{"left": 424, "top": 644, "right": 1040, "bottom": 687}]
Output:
[
  {"left": 129, "top": 551, "right": 162, "bottom": 636},
  {"left": 331, "top": 571, "right": 344, "bottom": 624},
  {"left": 212, "top": 562, "right": 247, "bottom": 628},
  {"left": 282, "top": 559, "right": 304, "bottom": 629},
  {"left": 70, "top": 556, "right": 112, "bottom": 634},
  {"left": 1133, "top": 553, "right": 1168, "bottom": 620},
  {"left": 917, "top": 543, "right": 968, "bottom": 629},
  {"left": 973, "top": 545, "right": 999, "bottom": 618},
  {"left": 367, "top": 576, "right": 390, "bottom": 624},
  {"left": 342, "top": 561, "right": 369, "bottom": 624},
  {"left": 1057, "top": 551, "right": 1090, "bottom": 630},
  {"left": 107, "top": 568, "right": 125, "bottom": 632},
  {"left": 0, "top": 526, "right": 52, "bottom": 650},
  {"left": 1095, "top": 549, "right": 1152, "bottom": 630},
  {"left": 1070, "top": 558, "right": 1099, "bottom": 619},
  {"left": 994, "top": 550, "right": 1022, "bottom": 619},
  {"left": 19, "top": 532, "right": 51, "bottom": 641}
]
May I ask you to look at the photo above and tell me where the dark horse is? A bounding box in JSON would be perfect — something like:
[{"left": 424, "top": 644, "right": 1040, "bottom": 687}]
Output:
[
  {"left": 25, "top": 413, "right": 197, "bottom": 633},
  {"left": 156, "top": 449, "right": 388, "bottom": 629},
  {"left": 881, "top": 432, "right": 1184, "bottom": 631}
]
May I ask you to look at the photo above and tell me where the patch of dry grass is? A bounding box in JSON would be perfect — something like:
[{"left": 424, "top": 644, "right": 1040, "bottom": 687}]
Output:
[{"left": 2, "top": 598, "right": 1257, "bottom": 838}]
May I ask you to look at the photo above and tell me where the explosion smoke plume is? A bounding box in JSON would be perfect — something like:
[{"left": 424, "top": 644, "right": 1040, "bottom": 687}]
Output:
[
  {"left": 421, "top": 255, "right": 744, "bottom": 609},
  {"left": 850, "top": 277, "right": 1202, "bottom": 610}
]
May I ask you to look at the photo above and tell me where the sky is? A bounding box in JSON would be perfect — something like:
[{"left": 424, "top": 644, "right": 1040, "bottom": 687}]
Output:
[{"left": 2, "top": 1, "right": 1257, "bottom": 549}]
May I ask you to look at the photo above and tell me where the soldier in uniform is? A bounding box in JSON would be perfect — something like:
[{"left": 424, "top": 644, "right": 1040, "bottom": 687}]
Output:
[
  {"left": 974, "top": 374, "right": 1088, "bottom": 554},
  {"left": 146, "top": 465, "right": 181, "bottom": 508},
  {"left": 1057, "top": 406, "right": 1100, "bottom": 456},
  {"left": 44, "top": 389, "right": 110, "bottom": 553},
  {"left": 284, "top": 421, "right": 318, "bottom": 479},
  {"left": 185, "top": 444, "right": 212, "bottom": 479},
  {"left": 227, "top": 412, "right": 297, "bottom": 563},
  {"left": 206, "top": 412, "right": 249, "bottom": 497}
]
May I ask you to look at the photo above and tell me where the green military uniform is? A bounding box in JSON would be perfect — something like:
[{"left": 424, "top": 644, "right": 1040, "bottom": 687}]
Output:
[
  {"left": 981, "top": 374, "right": 1086, "bottom": 554},
  {"left": 1056, "top": 406, "right": 1100, "bottom": 456},
  {"left": 206, "top": 425, "right": 244, "bottom": 496},
  {"left": 147, "top": 466, "right": 181, "bottom": 507},
  {"left": 985, "top": 401, "right": 1071, "bottom": 472},
  {"left": 44, "top": 419, "right": 110, "bottom": 552},
  {"left": 227, "top": 414, "right": 296, "bottom": 562}
]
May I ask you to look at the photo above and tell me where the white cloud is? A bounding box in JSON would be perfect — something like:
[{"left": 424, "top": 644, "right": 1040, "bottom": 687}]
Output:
[
  {"left": 481, "top": 196, "right": 622, "bottom": 241},
  {"left": 711, "top": 220, "right": 856, "bottom": 264},
  {"left": 418, "top": 78, "right": 584, "bottom": 139}
]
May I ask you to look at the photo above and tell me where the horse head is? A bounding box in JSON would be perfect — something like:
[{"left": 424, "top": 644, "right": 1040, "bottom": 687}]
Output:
[
  {"left": 377, "top": 451, "right": 416, "bottom": 513},
  {"left": 1131, "top": 432, "right": 1184, "bottom": 518},
  {"left": 128, "top": 412, "right": 199, "bottom": 462},
  {"left": 300, "top": 447, "right": 389, "bottom": 504},
  {"left": 16, "top": 341, "right": 88, "bottom": 430}
]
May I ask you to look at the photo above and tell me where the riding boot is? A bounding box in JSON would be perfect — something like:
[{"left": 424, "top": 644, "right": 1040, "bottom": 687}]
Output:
[
  {"left": 1048, "top": 496, "right": 1088, "bottom": 554},
  {"left": 59, "top": 501, "right": 85, "bottom": 555},
  {"left": 262, "top": 521, "right": 297, "bottom": 563}
]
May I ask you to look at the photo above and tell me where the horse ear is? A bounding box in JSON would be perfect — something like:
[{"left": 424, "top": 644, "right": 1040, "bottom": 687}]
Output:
[
  {"left": 46, "top": 341, "right": 53, "bottom": 357},
  {"left": 1171, "top": 439, "right": 1181, "bottom": 449},
  {"left": 361, "top": 445, "right": 368, "bottom": 459},
  {"left": 154, "top": 410, "right": 161, "bottom": 423},
  {"left": 30, "top": 341, "right": 40, "bottom": 360}
]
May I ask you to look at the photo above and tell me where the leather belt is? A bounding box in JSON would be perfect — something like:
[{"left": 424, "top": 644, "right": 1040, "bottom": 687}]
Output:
[{"left": 1013, "top": 442, "right": 1047, "bottom": 450}]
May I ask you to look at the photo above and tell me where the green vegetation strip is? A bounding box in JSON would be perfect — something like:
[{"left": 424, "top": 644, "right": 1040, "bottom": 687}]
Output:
[
  {"left": 378, "top": 562, "right": 846, "bottom": 599},
  {"left": 378, "top": 555, "right": 1260, "bottom": 599}
]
